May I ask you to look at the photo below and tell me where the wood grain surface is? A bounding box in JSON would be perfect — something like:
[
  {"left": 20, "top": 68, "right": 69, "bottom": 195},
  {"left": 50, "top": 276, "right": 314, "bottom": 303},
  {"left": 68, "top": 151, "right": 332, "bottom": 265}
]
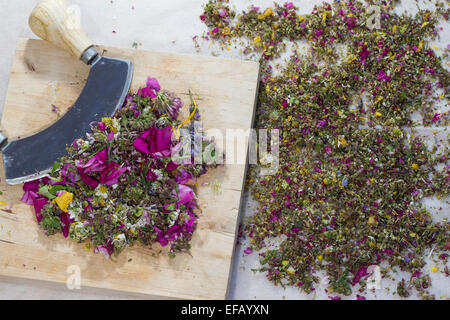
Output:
[{"left": 0, "top": 38, "right": 259, "bottom": 299}]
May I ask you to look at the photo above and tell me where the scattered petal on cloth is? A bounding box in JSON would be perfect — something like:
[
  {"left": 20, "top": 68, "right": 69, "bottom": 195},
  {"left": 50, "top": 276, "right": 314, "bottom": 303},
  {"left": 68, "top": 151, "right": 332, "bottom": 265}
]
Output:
[{"left": 352, "top": 266, "right": 369, "bottom": 286}]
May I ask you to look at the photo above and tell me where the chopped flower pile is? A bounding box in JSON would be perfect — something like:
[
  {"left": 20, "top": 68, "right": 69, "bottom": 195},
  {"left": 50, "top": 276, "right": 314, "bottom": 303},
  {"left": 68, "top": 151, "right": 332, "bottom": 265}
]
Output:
[
  {"left": 22, "top": 77, "right": 219, "bottom": 259},
  {"left": 200, "top": 0, "right": 449, "bottom": 299}
]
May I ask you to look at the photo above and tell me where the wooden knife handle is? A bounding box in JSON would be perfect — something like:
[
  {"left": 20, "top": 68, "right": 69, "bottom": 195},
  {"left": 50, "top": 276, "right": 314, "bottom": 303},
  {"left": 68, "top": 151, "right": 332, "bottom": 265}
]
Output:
[{"left": 29, "top": 0, "right": 95, "bottom": 63}]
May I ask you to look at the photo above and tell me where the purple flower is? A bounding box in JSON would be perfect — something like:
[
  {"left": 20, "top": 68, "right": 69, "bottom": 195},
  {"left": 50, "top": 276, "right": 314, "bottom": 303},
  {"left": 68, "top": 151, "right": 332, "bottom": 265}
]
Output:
[
  {"left": 431, "top": 113, "right": 441, "bottom": 122},
  {"left": 359, "top": 46, "right": 370, "bottom": 64},
  {"left": 244, "top": 247, "right": 253, "bottom": 255},
  {"left": 284, "top": 2, "right": 294, "bottom": 8},
  {"left": 315, "top": 29, "right": 324, "bottom": 37},
  {"left": 317, "top": 119, "right": 327, "bottom": 128},
  {"left": 377, "top": 70, "right": 391, "bottom": 82},
  {"left": 155, "top": 93, "right": 183, "bottom": 120},
  {"left": 146, "top": 77, "right": 161, "bottom": 92},
  {"left": 139, "top": 87, "right": 157, "bottom": 99}
]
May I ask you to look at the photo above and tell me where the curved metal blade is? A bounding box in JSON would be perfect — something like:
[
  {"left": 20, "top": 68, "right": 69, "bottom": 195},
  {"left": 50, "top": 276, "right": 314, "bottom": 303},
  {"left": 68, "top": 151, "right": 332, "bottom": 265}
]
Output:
[{"left": 2, "top": 56, "right": 133, "bottom": 185}]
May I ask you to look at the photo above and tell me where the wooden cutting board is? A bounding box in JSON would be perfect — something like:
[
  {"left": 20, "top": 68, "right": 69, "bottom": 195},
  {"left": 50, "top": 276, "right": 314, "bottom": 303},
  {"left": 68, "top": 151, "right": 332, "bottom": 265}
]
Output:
[{"left": 0, "top": 38, "right": 259, "bottom": 299}]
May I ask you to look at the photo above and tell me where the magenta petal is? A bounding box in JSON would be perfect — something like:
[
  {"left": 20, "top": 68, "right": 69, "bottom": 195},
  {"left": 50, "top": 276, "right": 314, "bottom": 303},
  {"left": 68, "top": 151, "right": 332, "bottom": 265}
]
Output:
[
  {"left": 146, "top": 170, "right": 158, "bottom": 181},
  {"left": 154, "top": 226, "right": 168, "bottom": 247},
  {"left": 166, "top": 161, "right": 180, "bottom": 171},
  {"left": 167, "top": 225, "right": 181, "bottom": 239},
  {"left": 134, "top": 125, "right": 173, "bottom": 157},
  {"left": 79, "top": 171, "right": 99, "bottom": 188},
  {"left": 21, "top": 190, "right": 38, "bottom": 205},
  {"left": 33, "top": 197, "right": 48, "bottom": 223},
  {"left": 98, "top": 122, "right": 106, "bottom": 131},
  {"left": 175, "top": 169, "right": 192, "bottom": 184},
  {"left": 107, "top": 131, "right": 114, "bottom": 142},
  {"left": 139, "top": 87, "right": 157, "bottom": 99},
  {"left": 59, "top": 212, "right": 72, "bottom": 238},
  {"left": 133, "top": 137, "right": 151, "bottom": 154},
  {"left": 23, "top": 180, "right": 39, "bottom": 192},
  {"left": 61, "top": 163, "right": 79, "bottom": 183},
  {"left": 94, "top": 243, "right": 114, "bottom": 259},
  {"left": 95, "top": 245, "right": 110, "bottom": 259},
  {"left": 101, "top": 166, "right": 126, "bottom": 186},
  {"left": 177, "top": 184, "right": 195, "bottom": 205},
  {"left": 154, "top": 126, "right": 173, "bottom": 154},
  {"left": 146, "top": 77, "right": 161, "bottom": 92},
  {"left": 77, "top": 148, "right": 108, "bottom": 173}
]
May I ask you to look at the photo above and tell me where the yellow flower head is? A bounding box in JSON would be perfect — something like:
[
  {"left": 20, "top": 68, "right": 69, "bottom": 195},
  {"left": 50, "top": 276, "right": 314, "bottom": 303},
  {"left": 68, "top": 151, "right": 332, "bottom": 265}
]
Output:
[
  {"left": 52, "top": 192, "right": 74, "bottom": 213},
  {"left": 264, "top": 8, "right": 274, "bottom": 16},
  {"left": 339, "top": 137, "right": 348, "bottom": 146}
]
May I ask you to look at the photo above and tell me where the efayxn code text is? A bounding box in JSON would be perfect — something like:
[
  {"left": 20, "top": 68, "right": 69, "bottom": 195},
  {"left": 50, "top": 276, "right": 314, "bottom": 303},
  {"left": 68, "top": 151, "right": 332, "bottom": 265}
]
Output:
[{"left": 181, "top": 304, "right": 269, "bottom": 317}]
